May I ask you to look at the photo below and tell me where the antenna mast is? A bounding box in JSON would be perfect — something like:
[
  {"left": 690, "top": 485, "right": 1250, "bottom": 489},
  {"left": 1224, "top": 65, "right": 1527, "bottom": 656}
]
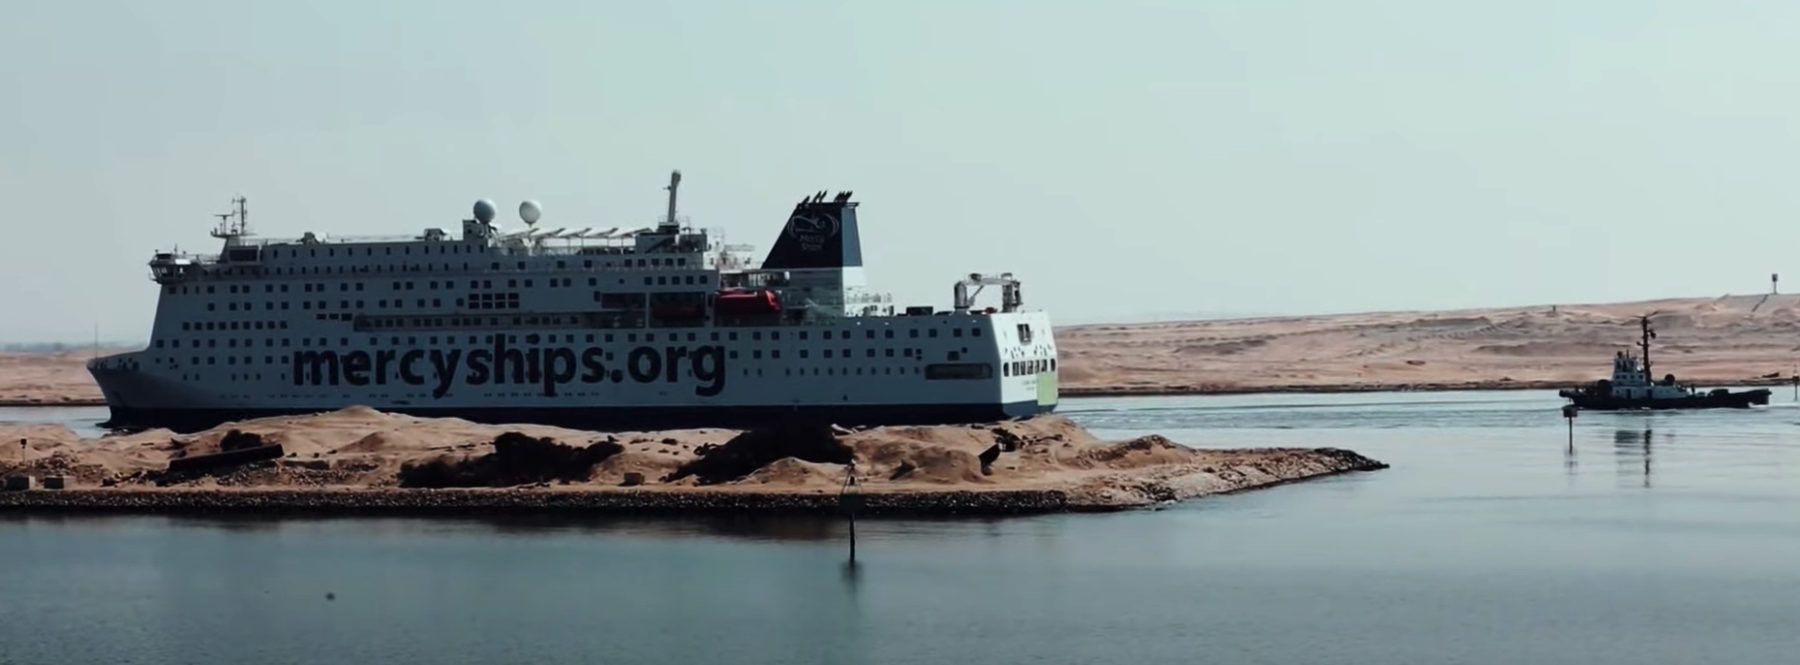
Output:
[
  {"left": 1640, "top": 315, "right": 1655, "bottom": 379},
  {"left": 210, "top": 194, "right": 250, "bottom": 244},
  {"left": 662, "top": 170, "right": 682, "bottom": 232}
]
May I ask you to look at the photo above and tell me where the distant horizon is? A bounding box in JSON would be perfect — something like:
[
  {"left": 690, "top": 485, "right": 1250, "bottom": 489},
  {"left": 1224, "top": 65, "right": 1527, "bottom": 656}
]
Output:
[{"left": 3, "top": 288, "right": 1786, "bottom": 347}]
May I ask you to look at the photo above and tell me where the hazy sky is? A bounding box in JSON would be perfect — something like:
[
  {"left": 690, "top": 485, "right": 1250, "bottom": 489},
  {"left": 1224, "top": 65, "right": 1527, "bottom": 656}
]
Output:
[{"left": 5, "top": 1, "right": 1800, "bottom": 342}]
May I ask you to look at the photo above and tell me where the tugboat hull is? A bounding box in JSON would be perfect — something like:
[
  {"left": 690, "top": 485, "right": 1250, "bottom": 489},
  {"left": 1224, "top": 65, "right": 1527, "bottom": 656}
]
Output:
[{"left": 1558, "top": 388, "right": 1770, "bottom": 410}]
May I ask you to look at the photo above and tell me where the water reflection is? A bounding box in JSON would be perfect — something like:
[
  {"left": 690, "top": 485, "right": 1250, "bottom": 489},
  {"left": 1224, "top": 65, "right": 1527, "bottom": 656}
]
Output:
[
  {"left": 1564, "top": 435, "right": 1578, "bottom": 475},
  {"left": 428, "top": 514, "right": 863, "bottom": 542},
  {"left": 840, "top": 560, "right": 863, "bottom": 596},
  {"left": 1614, "top": 428, "right": 1653, "bottom": 488}
]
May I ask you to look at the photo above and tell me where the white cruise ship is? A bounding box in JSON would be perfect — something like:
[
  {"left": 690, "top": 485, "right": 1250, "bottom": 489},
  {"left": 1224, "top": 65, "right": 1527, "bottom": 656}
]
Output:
[{"left": 89, "top": 172, "right": 1059, "bottom": 432}]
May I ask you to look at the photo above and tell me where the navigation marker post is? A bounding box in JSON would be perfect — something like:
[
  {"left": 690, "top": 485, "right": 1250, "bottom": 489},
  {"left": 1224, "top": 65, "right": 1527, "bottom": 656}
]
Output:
[
  {"left": 840, "top": 460, "right": 862, "bottom": 566},
  {"left": 1561, "top": 405, "right": 1577, "bottom": 452}
]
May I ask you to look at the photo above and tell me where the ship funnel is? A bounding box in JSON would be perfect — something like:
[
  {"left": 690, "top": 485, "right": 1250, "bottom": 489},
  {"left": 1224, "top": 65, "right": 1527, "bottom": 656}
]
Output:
[{"left": 762, "top": 192, "right": 863, "bottom": 270}]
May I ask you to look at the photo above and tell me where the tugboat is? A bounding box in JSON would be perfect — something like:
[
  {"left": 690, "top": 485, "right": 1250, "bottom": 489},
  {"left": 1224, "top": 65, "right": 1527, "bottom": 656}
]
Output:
[{"left": 1559, "top": 315, "right": 1770, "bottom": 410}]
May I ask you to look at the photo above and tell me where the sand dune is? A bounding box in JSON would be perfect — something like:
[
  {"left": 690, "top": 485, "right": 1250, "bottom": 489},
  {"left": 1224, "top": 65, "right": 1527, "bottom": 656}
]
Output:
[
  {"left": 0, "top": 349, "right": 111, "bottom": 405},
  {"left": 1058, "top": 294, "right": 1800, "bottom": 394}
]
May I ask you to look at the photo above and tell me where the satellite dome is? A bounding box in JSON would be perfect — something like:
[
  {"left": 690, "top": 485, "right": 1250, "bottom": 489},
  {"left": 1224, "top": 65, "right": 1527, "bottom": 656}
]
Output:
[
  {"left": 472, "top": 199, "right": 497, "bottom": 224},
  {"left": 519, "top": 200, "right": 542, "bottom": 225}
]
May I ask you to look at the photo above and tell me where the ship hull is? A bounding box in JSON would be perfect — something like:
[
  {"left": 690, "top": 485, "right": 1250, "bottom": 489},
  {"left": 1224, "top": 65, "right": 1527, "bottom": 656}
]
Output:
[
  {"left": 99, "top": 401, "right": 1055, "bottom": 434},
  {"left": 1558, "top": 389, "right": 1770, "bottom": 411}
]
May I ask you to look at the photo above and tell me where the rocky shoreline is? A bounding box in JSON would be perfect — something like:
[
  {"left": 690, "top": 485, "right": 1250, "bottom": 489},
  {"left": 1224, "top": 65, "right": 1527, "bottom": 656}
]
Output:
[
  {"left": 0, "top": 410, "right": 1386, "bottom": 516},
  {"left": 0, "top": 488, "right": 1073, "bottom": 516},
  {"left": 0, "top": 447, "right": 1383, "bottom": 516}
]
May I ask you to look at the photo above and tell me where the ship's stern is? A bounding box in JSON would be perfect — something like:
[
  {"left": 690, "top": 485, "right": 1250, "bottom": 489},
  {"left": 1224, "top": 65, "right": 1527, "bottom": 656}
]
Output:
[{"left": 995, "top": 311, "right": 1059, "bottom": 419}]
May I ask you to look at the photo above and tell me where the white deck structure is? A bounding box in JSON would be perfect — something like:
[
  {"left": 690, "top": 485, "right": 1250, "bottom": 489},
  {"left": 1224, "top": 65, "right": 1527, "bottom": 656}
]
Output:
[{"left": 90, "top": 173, "right": 1058, "bottom": 431}]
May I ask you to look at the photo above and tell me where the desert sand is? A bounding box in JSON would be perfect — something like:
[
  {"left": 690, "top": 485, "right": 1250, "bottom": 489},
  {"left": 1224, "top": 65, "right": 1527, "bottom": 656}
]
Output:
[
  {"left": 0, "top": 349, "right": 111, "bottom": 405},
  {"left": 6, "top": 295, "right": 1798, "bottom": 404},
  {"left": 1058, "top": 294, "right": 1800, "bottom": 394},
  {"left": 0, "top": 408, "right": 1382, "bottom": 513}
]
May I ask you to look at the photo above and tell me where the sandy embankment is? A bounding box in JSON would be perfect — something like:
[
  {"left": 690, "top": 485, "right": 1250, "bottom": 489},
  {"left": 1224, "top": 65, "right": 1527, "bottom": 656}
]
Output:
[
  {"left": 0, "top": 409, "right": 1383, "bottom": 514},
  {"left": 8, "top": 295, "right": 1800, "bottom": 403},
  {"left": 0, "top": 349, "right": 110, "bottom": 405},
  {"left": 1058, "top": 294, "right": 1800, "bottom": 395}
]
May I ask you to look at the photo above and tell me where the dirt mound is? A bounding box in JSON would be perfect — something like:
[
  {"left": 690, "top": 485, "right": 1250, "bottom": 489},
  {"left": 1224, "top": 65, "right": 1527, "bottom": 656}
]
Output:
[
  {"left": 0, "top": 423, "right": 81, "bottom": 462},
  {"left": 666, "top": 423, "right": 850, "bottom": 485},
  {"left": 325, "top": 405, "right": 390, "bottom": 422},
  {"left": 3, "top": 450, "right": 116, "bottom": 485},
  {"left": 397, "top": 432, "right": 624, "bottom": 488},
  {"left": 736, "top": 457, "right": 843, "bottom": 486},
  {"left": 335, "top": 431, "right": 397, "bottom": 454},
  {"left": 1075, "top": 435, "right": 1197, "bottom": 469},
  {"left": 839, "top": 422, "right": 1043, "bottom": 484},
  {"left": 891, "top": 445, "right": 989, "bottom": 483},
  {"left": 591, "top": 452, "right": 686, "bottom": 485},
  {"left": 219, "top": 430, "right": 265, "bottom": 452}
]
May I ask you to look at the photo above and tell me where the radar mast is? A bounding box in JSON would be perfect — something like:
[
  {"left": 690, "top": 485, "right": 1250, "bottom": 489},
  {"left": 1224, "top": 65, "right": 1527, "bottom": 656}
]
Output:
[{"left": 209, "top": 195, "right": 250, "bottom": 244}]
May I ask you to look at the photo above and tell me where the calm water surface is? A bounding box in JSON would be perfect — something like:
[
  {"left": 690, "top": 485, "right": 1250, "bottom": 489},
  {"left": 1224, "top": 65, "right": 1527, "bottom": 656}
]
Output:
[{"left": 6, "top": 391, "right": 1800, "bottom": 664}]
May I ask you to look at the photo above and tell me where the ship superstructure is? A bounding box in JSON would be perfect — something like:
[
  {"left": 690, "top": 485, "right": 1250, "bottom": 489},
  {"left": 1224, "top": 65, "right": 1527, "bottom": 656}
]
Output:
[{"left": 90, "top": 172, "right": 1059, "bottom": 431}]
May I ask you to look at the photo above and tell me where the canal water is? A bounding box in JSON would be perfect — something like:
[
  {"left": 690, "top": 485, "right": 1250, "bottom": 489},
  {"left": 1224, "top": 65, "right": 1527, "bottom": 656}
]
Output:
[{"left": 5, "top": 391, "right": 1800, "bottom": 664}]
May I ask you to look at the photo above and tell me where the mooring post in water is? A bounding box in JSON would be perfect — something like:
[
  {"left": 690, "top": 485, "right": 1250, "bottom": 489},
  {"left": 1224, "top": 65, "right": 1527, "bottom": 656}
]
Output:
[
  {"left": 840, "top": 459, "right": 862, "bottom": 565},
  {"left": 1561, "top": 405, "right": 1577, "bottom": 451}
]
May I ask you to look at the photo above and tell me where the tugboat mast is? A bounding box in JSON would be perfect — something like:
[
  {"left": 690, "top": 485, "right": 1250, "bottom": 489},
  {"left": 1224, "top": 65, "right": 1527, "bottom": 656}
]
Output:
[{"left": 1639, "top": 315, "right": 1656, "bottom": 379}]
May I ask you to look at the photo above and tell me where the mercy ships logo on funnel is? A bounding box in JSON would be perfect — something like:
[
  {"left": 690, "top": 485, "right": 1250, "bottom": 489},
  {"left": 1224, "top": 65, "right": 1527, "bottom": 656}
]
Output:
[{"left": 784, "top": 210, "right": 839, "bottom": 252}]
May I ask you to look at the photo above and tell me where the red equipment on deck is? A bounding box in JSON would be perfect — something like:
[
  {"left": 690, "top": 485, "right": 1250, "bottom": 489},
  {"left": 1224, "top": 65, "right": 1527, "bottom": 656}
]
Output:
[{"left": 715, "top": 289, "right": 782, "bottom": 315}]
